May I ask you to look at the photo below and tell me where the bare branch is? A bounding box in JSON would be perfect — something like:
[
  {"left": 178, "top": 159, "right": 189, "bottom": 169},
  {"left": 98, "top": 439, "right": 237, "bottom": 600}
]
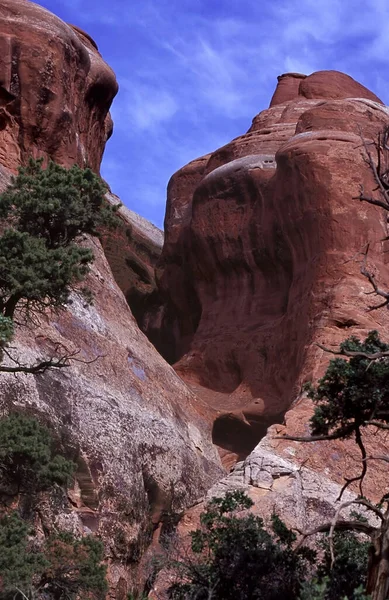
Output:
[
  {"left": 296, "top": 519, "right": 376, "bottom": 551},
  {"left": 329, "top": 498, "right": 382, "bottom": 567},
  {"left": 358, "top": 129, "right": 389, "bottom": 207},
  {"left": 336, "top": 426, "right": 367, "bottom": 500},
  {"left": 364, "top": 454, "right": 389, "bottom": 464},
  {"left": 0, "top": 357, "right": 70, "bottom": 374},
  {"left": 316, "top": 342, "right": 389, "bottom": 361},
  {"left": 359, "top": 246, "right": 389, "bottom": 310},
  {"left": 353, "top": 128, "right": 389, "bottom": 313},
  {"left": 274, "top": 424, "right": 355, "bottom": 443},
  {"left": 13, "top": 588, "right": 31, "bottom": 600},
  {"left": 354, "top": 192, "right": 389, "bottom": 212},
  {"left": 0, "top": 347, "right": 104, "bottom": 375},
  {"left": 366, "top": 421, "right": 389, "bottom": 431},
  {"left": 348, "top": 498, "right": 384, "bottom": 521}
]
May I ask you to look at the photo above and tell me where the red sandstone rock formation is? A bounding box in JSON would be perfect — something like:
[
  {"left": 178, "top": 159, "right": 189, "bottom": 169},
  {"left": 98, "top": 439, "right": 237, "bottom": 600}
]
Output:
[
  {"left": 102, "top": 192, "right": 164, "bottom": 339},
  {"left": 269, "top": 70, "right": 383, "bottom": 107},
  {"left": 149, "top": 75, "right": 389, "bottom": 598},
  {"left": 0, "top": 0, "right": 117, "bottom": 173},
  {"left": 0, "top": 0, "right": 163, "bottom": 324},
  {"left": 0, "top": 2, "right": 223, "bottom": 596},
  {"left": 155, "top": 70, "right": 389, "bottom": 465}
]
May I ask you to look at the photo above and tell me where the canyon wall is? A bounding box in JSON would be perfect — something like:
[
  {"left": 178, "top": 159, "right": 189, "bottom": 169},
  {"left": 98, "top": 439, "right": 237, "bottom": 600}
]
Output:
[
  {"left": 0, "top": 0, "right": 117, "bottom": 172},
  {"left": 153, "top": 70, "right": 389, "bottom": 466},
  {"left": 0, "top": 2, "right": 223, "bottom": 597},
  {"left": 149, "top": 72, "right": 389, "bottom": 597},
  {"left": 1, "top": 1, "right": 389, "bottom": 595}
]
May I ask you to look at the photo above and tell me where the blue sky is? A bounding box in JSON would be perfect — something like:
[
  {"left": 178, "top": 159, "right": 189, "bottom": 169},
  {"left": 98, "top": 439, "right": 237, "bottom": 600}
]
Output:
[{"left": 35, "top": 0, "right": 389, "bottom": 229}]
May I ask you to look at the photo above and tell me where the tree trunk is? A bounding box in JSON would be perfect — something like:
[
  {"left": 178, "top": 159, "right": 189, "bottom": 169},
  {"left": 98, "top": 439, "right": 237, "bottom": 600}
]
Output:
[
  {"left": 367, "top": 520, "right": 389, "bottom": 600},
  {"left": 4, "top": 293, "right": 21, "bottom": 319}
]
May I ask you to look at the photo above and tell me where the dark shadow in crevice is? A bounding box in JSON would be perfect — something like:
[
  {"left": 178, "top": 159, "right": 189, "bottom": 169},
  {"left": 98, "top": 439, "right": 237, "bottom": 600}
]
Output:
[{"left": 212, "top": 412, "right": 285, "bottom": 462}]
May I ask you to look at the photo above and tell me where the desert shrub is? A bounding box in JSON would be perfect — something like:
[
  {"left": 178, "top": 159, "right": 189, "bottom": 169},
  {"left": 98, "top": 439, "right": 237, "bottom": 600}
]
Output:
[
  {"left": 162, "top": 490, "right": 373, "bottom": 600},
  {"left": 0, "top": 513, "right": 107, "bottom": 600},
  {"left": 0, "top": 511, "right": 46, "bottom": 598},
  {"left": 41, "top": 531, "right": 107, "bottom": 600},
  {"left": 166, "top": 490, "right": 315, "bottom": 600},
  {"left": 0, "top": 413, "right": 75, "bottom": 493}
]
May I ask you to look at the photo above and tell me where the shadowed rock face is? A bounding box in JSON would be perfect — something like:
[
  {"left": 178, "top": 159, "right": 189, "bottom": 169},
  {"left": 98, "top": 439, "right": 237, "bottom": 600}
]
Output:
[
  {"left": 154, "top": 70, "right": 389, "bottom": 464},
  {"left": 0, "top": 0, "right": 118, "bottom": 173},
  {"left": 102, "top": 192, "right": 164, "bottom": 340}
]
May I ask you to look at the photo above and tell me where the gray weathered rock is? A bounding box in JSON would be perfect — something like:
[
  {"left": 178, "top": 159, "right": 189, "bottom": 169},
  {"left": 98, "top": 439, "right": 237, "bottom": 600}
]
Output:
[{"left": 208, "top": 442, "right": 372, "bottom": 532}]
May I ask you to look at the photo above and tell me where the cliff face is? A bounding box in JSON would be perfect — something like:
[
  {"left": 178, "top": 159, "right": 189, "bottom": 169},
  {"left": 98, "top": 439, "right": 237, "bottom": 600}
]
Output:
[
  {"left": 153, "top": 70, "right": 389, "bottom": 465},
  {"left": 0, "top": 1, "right": 223, "bottom": 596},
  {"left": 149, "top": 72, "right": 389, "bottom": 597},
  {"left": 101, "top": 193, "right": 165, "bottom": 346},
  {"left": 0, "top": 0, "right": 162, "bottom": 328},
  {"left": 3, "top": 1, "right": 389, "bottom": 594},
  {"left": 2, "top": 231, "right": 222, "bottom": 592}
]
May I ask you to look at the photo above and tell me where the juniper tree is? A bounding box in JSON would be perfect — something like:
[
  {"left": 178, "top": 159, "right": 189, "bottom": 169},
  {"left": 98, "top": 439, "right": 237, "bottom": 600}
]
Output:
[
  {"left": 162, "top": 490, "right": 370, "bottom": 600},
  {"left": 280, "top": 330, "right": 389, "bottom": 600},
  {"left": 0, "top": 158, "right": 118, "bottom": 373},
  {"left": 0, "top": 413, "right": 75, "bottom": 495},
  {"left": 165, "top": 490, "right": 316, "bottom": 600},
  {"left": 0, "top": 511, "right": 46, "bottom": 598},
  {"left": 0, "top": 513, "right": 107, "bottom": 600}
]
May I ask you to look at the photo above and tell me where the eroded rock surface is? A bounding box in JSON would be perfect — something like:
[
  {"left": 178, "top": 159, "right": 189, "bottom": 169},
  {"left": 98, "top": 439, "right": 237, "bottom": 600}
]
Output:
[
  {"left": 0, "top": 0, "right": 117, "bottom": 172},
  {"left": 270, "top": 70, "right": 383, "bottom": 107},
  {"left": 150, "top": 438, "right": 381, "bottom": 599},
  {"left": 0, "top": 2, "right": 223, "bottom": 597},
  {"left": 153, "top": 70, "right": 389, "bottom": 464},
  {"left": 1, "top": 228, "right": 222, "bottom": 593}
]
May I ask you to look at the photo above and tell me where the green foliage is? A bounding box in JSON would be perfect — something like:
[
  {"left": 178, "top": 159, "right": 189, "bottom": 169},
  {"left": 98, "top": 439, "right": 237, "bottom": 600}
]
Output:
[
  {"left": 299, "top": 577, "right": 370, "bottom": 600},
  {"left": 0, "top": 316, "right": 13, "bottom": 345},
  {"left": 271, "top": 512, "right": 297, "bottom": 547},
  {"left": 307, "top": 330, "right": 389, "bottom": 437},
  {"left": 167, "top": 491, "right": 315, "bottom": 600},
  {"left": 0, "top": 228, "right": 92, "bottom": 315},
  {"left": 0, "top": 511, "right": 46, "bottom": 597},
  {"left": 42, "top": 531, "right": 107, "bottom": 600},
  {"left": 0, "top": 158, "right": 116, "bottom": 247},
  {"left": 312, "top": 531, "right": 370, "bottom": 600},
  {"left": 0, "top": 513, "right": 107, "bottom": 600},
  {"left": 163, "top": 491, "right": 372, "bottom": 600},
  {"left": 0, "top": 158, "right": 118, "bottom": 324},
  {"left": 0, "top": 316, "right": 13, "bottom": 363},
  {"left": 0, "top": 413, "right": 75, "bottom": 493},
  {"left": 299, "top": 577, "right": 330, "bottom": 600}
]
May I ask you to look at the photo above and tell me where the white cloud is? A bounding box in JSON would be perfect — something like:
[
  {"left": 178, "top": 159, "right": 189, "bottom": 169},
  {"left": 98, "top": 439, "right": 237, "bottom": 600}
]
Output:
[{"left": 131, "top": 89, "right": 178, "bottom": 130}]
